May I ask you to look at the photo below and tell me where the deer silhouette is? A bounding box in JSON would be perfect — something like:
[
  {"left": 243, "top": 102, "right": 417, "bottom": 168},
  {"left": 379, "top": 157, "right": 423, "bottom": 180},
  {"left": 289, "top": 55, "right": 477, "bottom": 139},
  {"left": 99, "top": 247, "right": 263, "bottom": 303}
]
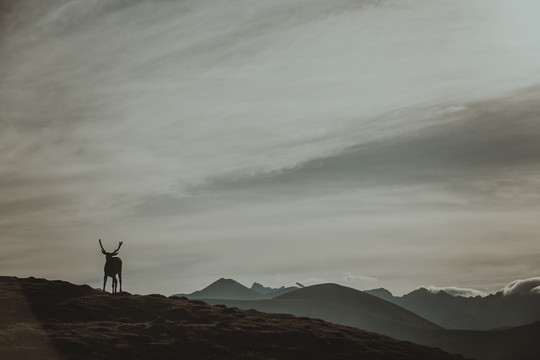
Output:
[{"left": 99, "top": 239, "right": 123, "bottom": 293}]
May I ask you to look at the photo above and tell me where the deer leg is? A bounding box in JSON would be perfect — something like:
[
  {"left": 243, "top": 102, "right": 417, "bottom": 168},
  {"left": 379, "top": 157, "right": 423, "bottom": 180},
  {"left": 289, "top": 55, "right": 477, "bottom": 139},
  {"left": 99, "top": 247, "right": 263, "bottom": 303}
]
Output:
[
  {"left": 118, "top": 270, "right": 122, "bottom": 293},
  {"left": 103, "top": 275, "right": 107, "bottom": 292},
  {"left": 112, "top": 276, "right": 117, "bottom": 293}
]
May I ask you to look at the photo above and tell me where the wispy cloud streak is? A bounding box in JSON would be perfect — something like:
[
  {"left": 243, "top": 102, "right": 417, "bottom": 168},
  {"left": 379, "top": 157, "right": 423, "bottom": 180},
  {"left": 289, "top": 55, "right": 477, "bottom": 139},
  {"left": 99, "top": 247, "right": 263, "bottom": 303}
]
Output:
[{"left": 2, "top": 0, "right": 540, "bottom": 294}]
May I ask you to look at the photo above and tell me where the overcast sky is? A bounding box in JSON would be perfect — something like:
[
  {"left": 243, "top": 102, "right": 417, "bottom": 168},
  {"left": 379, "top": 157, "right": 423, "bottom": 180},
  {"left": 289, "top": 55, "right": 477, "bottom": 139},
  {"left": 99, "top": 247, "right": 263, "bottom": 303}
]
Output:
[{"left": 1, "top": 0, "right": 540, "bottom": 296}]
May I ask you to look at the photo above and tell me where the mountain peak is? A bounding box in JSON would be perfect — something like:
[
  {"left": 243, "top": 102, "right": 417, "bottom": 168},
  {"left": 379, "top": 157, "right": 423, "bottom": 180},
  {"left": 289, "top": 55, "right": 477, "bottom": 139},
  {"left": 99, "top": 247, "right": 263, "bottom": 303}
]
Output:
[
  {"left": 403, "top": 287, "right": 455, "bottom": 300},
  {"left": 273, "top": 283, "right": 442, "bottom": 332},
  {"left": 365, "top": 287, "right": 395, "bottom": 301},
  {"left": 251, "top": 282, "right": 275, "bottom": 294},
  {"left": 214, "top": 277, "right": 240, "bottom": 286},
  {"left": 250, "top": 282, "right": 298, "bottom": 298},
  {"left": 182, "top": 278, "right": 265, "bottom": 300}
]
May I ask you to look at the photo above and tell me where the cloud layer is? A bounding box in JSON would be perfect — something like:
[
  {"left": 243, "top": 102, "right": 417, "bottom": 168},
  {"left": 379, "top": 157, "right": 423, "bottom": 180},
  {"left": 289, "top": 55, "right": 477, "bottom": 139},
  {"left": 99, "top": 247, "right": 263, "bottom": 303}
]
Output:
[
  {"left": 343, "top": 273, "right": 378, "bottom": 283},
  {"left": 426, "top": 285, "right": 487, "bottom": 298},
  {"left": 1, "top": 0, "right": 540, "bottom": 294},
  {"left": 501, "top": 277, "right": 540, "bottom": 296}
]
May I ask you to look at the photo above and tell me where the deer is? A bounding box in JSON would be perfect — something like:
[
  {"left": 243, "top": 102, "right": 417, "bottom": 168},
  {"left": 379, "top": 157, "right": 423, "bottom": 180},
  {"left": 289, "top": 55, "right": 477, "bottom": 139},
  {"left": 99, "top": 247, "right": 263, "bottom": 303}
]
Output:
[{"left": 99, "top": 239, "right": 123, "bottom": 293}]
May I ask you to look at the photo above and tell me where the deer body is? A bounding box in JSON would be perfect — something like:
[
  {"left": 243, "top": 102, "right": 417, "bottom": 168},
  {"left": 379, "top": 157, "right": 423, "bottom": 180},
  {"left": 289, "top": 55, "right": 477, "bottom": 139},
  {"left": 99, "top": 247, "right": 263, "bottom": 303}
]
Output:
[{"left": 99, "top": 239, "right": 123, "bottom": 293}]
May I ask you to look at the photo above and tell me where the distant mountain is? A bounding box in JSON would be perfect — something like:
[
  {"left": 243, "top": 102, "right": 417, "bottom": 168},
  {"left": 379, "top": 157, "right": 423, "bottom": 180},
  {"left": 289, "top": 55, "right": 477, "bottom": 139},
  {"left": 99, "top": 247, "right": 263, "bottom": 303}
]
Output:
[
  {"left": 177, "top": 278, "right": 266, "bottom": 300},
  {"left": 199, "top": 282, "right": 540, "bottom": 360},
  {"left": 365, "top": 287, "right": 394, "bottom": 301},
  {"left": 203, "top": 283, "right": 441, "bottom": 343},
  {"left": 367, "top": 287, "right": 540, "bottom": 330},
  {"left": 250, "top": 282, "right": 298, "bottom": 297},
  {"left": 275, "top": 283, "right": 441, "bottom": 331},
  {"left": 175, "top": 279, "right": 297, "bottom": 300},
  {"left": 183, "top": 279, "right": 540, "bottom": 330},
  {"left": 177, "top": 278, "right": 540, "bottom": 359},
  {"left": 2, "top": 276, "right": 469, "bottom": 360}
]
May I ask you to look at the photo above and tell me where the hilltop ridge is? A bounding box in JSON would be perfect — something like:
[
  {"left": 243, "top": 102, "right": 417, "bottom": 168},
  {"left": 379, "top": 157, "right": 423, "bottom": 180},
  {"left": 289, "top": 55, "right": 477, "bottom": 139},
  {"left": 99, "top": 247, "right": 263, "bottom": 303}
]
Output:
[{"left": 0, "top": 276, "right": 468, "bottom": 360}]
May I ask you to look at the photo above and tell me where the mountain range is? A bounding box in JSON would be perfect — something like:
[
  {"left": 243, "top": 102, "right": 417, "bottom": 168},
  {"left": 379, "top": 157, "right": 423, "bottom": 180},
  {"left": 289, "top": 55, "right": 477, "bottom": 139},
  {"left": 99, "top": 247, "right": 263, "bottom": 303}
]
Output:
[
  {"left": 174, "top": 278, "right": 298, "bottom": 300},
  {"left": 365, "top": 286, "right": 540, "bottom": 330},
  {"left": 1, "top": 276, "right": 468, "bottom": 360},
  {"left": 179, "top": 278, "right": 540, "bottom": 360},
  {"left": 200, "top": 283, "right": 441, "bottom": 342}
]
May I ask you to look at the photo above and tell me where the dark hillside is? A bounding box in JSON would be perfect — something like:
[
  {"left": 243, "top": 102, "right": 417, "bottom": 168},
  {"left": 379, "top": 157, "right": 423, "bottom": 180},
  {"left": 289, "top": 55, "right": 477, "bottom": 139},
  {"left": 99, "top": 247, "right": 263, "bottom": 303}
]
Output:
[
  {"left": 276, "top": 284, "right": 441, "bottom": 330},
  {"left": 0, "top": 276, "right": 468, "bottom": 360}
]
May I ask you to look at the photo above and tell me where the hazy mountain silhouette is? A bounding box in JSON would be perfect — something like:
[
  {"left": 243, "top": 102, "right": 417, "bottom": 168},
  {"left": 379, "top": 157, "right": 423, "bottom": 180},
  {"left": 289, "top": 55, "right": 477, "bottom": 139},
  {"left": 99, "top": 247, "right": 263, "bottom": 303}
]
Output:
[
  {"left": 1, "top": 276, "right": 469, "bottom": 360},
  {"left": 276, "top": 284, "right": 441, "bottom": 331},
  {"left": 176, "top": 278, "right": 266, "bottom": 300},
  {"left": 201, "top": 283, "right": 442, "bottom": 343},
  {"left": 366, "top": 287, "right": 395, "bottom": 302},
  {"left": 188, "top": 280, "right": 540, "bottom": 360},
  {"left": 176, "top": 278, "right": 298, "bottom": 300},
  {"left": 250, "top": 282, "right": 298, "bottom": 297},
  {"left": 366, "top": 287, "right": 540, "bottom": 330}
]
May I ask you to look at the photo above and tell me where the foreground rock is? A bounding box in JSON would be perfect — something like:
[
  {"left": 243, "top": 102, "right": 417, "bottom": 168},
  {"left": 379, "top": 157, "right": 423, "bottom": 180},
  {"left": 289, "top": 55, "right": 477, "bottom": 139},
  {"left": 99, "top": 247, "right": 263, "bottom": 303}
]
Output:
[{"left": 0, "top": 276, "right": 468, "bottom": 360}]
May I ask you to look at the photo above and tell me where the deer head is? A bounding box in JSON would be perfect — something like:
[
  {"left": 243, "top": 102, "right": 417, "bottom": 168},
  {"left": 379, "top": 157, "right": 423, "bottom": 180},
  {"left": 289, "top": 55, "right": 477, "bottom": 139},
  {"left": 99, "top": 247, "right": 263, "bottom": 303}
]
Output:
[{"left": 99, "top": 239, "right": 123, "bottom": 260}]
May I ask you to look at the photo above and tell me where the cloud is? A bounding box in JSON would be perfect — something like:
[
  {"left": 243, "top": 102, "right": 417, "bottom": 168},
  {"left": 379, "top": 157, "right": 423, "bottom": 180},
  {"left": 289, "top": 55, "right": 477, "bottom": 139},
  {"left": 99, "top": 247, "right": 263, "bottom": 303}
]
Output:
[
  {"left": 3, "top": 0, "right": 540, "bottom": 231},
  {"left": 180, "top": 88, "right": 540, "bottom": 215},
  {"left": 300, "top": 278, "right": 327, "bottom": 286},
  {"left": 426, "top": 285, "right": 487, "bottom": 298},
  {"left": 343, "top": 272, "right": 378, "bottom": 283},
  {"left": 501, "top": 277, "right": 540, "bottom": 296},
  {"left": 2, "top": 0, "right": 540, "bottom": 296}
]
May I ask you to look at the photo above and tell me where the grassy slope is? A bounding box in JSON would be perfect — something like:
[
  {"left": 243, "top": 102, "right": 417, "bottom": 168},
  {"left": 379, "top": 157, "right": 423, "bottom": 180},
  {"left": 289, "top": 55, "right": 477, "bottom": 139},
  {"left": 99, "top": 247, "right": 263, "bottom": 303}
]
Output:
[{"left": 0, "top": 276, "right": 467, "bottom": 360}]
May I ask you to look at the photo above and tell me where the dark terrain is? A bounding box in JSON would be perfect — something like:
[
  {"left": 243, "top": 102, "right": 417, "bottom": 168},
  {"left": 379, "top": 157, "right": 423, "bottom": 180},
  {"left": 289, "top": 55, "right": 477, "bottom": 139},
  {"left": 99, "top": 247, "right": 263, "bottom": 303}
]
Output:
[
  {"left": 189, "top": 279, "right": 540, "bottom": 360},
  {"left": 0, "top": 276, "right": 467, "bottom": 360}
]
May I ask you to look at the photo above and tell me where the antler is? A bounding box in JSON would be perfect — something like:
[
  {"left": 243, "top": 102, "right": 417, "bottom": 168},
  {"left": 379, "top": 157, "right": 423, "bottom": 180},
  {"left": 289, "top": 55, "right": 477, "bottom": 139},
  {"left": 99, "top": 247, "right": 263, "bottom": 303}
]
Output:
[
  {"left": 98, "top": 239, "right": 107, "bottom": 254},
  {"left": 112, "top": 241, "right": 123, "bottom": 255}
]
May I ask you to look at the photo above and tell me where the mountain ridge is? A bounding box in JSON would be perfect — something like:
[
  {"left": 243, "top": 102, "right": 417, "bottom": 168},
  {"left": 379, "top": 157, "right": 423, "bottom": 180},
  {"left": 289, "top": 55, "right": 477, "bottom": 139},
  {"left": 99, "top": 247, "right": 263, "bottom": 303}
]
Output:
[
  {"left": 275, "top": 283, "right": 442, "bottom": 330},
  {"left": 176, "top": 278, "right": 298, "bottom": 300},
  {"left": 175, "top": 277, "right": 266, "bottom": 300},
  {"left": 185, "top": 278, "right": 540, "bottom": 360},
  {"left": 250, "top": 281, "right": 298, "bottom": 297},
  {"left": 201, "top": 282, "right": 444, "bottom": 344},
  {"left": 1, "top": 275, "right": 468, "bottom": 360},
  {"left": 366, "top": 286, "right": 540, "bottom": 330}
]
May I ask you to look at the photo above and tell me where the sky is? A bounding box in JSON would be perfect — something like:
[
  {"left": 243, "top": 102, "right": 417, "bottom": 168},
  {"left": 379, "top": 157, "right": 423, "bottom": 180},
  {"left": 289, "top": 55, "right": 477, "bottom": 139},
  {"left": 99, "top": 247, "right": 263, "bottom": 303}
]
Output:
[{"left": 1, "top": 0, "right": 540, "bottom": 296}]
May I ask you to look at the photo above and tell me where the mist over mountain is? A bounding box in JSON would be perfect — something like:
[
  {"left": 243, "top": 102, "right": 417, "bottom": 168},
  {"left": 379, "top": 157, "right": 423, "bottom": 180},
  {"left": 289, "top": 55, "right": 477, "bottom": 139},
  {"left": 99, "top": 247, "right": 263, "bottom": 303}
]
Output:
[
  {"left": 366, "top": 278, "right": 540, "bottom": 330},
  {"left": 184, "top": 278, "right": 540, "bottom": 359},
  {"left": 183, "top": 277, "right": 540, "bottom": 331}
]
